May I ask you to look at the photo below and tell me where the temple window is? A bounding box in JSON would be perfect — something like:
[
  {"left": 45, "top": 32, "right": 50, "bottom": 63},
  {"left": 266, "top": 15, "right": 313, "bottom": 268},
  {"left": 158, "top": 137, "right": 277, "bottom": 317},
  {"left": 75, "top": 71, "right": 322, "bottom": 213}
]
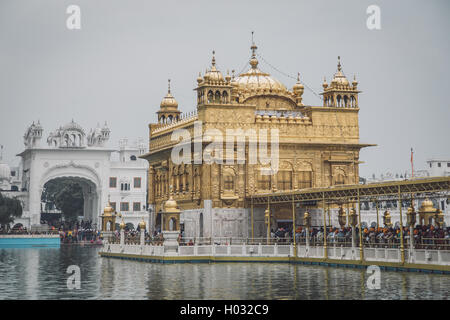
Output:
[
  {"left": 222, "top": 91, "right": 228, "bottom": 103},
  {"left": 277, "top": 170, "right": 292, "bottom": 190},
  {"left": 208, "top": 90, "right": 213, "bottom": 103},
  {"left": 224, "top": 174, "right": 235, "bottom": 191},
  {"left": 298, "top": 171, "right": 312, "bottom": 189},
  {"left": 258, "top": 172, "right": 271, "bottom": 190},
  {"left": 215, "top": 91, "right": 221, "bottom": 103},
  {"left": 334, "top": 173, "right": 345, "bottom": 185}
]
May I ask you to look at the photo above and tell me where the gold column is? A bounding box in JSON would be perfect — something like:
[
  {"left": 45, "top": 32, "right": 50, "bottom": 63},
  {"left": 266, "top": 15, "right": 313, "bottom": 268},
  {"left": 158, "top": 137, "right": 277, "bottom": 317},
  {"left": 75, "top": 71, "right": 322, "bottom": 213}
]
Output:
[
  {"left": 398, "top": 185, "right": 405, "bottom": 264},
  {"left": 357, "top": 189, "right": 364, "bottom": 262},
  {"left": 322, "top": 192, "right": 328, "bottom": 259}
]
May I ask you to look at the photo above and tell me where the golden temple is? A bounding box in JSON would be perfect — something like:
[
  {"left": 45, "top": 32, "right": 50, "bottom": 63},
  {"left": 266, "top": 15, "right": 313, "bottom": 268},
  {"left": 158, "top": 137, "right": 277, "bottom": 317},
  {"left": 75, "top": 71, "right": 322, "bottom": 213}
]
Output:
[{"left": 141, "top": 41, "right": 374, "bottom": 238}]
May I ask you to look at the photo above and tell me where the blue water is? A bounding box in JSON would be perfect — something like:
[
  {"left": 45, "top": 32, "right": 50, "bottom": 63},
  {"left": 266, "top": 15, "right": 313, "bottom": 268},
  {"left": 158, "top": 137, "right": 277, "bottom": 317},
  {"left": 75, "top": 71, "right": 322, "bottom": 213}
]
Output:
[{"left": 0, "top": 236, "right": 60, "bottom": 248}]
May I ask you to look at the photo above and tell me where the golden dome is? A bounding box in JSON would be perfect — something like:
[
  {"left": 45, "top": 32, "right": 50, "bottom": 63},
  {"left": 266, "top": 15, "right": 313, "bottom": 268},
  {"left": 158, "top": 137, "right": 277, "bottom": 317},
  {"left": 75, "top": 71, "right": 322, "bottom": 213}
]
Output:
[
  {"left": 164, "top": 195, "right": 180, "bottom": 213},
  {"left": 331, "top": 56, "right": 349, "bottom": 86},
  {"left": 420, "top": 198, "right": 436, "bottom": 213},
  {"left": 103, "top": 201, "right": 115, "bottom": 216},
  {"left": 204, "top": 51, "right": 224, "bottom": 82},
  {"left": 119, "top": 219, "right": 126, "bottom": 230},
  {"left": 160, "top": 79, "right": 178, "bottom": 109},
  {"left": 138, "top": 219, "right": 146, "bottom": 230},
  {"left": 234, "top": 43, "right": 287, "bottom": 95}
]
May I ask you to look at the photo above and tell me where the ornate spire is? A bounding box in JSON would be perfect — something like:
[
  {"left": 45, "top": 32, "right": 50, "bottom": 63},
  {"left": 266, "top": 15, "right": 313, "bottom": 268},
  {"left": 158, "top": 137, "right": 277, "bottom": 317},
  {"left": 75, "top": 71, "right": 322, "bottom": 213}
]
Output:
[
  {"left": 251, "top": 31, "right": 257, "bottom": 57},
  {"left": 211, "top": 50, "right": 216, "bottom": 67},
  {"left": 337, "top": 56, "right": 342, "bottom": 71},
  {"left": 168, "top": 79, "right": 171, "bottom": 94},
  {"left": 248, "top": 31, "right": 259, "bottom": 69}
]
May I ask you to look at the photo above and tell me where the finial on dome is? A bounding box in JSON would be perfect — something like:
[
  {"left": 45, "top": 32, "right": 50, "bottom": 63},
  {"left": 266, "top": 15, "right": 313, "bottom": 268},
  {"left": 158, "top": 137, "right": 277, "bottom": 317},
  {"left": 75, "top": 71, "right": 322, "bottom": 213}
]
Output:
[
  {"left": 212, "top": 50, "right": 216, "bottom": 67},
  {"left": 337, "top": 56, "right": 342, "bottom": 71},
  {"left": 322, "top": 76, "right": 328, "bottom": 89},
  {"left": 168, "top": 79, "right": 171, "bottom": 94}
]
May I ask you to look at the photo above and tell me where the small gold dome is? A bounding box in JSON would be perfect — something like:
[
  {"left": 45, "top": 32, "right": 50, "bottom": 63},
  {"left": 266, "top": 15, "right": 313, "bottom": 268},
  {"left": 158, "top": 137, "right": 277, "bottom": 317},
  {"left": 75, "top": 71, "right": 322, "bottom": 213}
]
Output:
[
  {"left": 293, "top": 73, "right": 304, "bottom": 94},
  {"left": 331, "top": 56, "right": 349, "bottom": 86},
  {"left": 119, "top": 219, "right": 126, "bottom": 230},
  {"left": 225, "top": 70, "right": 231, "bottom": 83},
  {"left": 322, "top": 77, "right": 328, "bottom": 89},
  {"left": 420, "top": 198, "right": 436, "bottom": 213},
  {"left": 204, "top": 51, "right": 224, "bottom": 82},
  {"left": 138, "top": 219, "right": 146, "bottom": 230},
  {"left": 352, "top": 75, "right": 358, "bottom": 87},
  {"left": 160, "top": 79, "right": 178, "bottom": 109},
  {"left": 164, "top": 196, "right": 180, "bottom": 213},
  {"left": 197, "top": 72, "right": 203, "bottom": 84},
  {"left": 103, "top": 201, "right": 114, "bottom": 216}
]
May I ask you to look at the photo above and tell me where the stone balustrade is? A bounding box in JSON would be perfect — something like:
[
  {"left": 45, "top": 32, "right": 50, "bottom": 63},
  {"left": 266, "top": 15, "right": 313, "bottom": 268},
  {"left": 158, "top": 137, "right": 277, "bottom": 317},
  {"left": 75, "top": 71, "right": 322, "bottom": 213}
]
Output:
[{"left": 99, "top": 241, "right": 450, "bottom": 268}]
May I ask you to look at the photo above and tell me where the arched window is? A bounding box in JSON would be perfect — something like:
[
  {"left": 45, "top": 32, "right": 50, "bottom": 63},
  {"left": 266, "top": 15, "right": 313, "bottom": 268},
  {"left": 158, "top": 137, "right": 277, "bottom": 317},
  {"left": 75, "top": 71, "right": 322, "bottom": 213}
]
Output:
[
  {"left": 277, "top": 170, "right": 292, "bottom": 190},
  {"left": 207, "top": 90, "right": 213, "bottom": 103},
  {"left": 215, "top": 91, "right": 221, "bottom": 103},
  {"left": 224, "top": 174, "right": 234, "bottom": 191},
  {"left": 298, "top": 171, "right": 312, "bottom": 189},
  {"left": 257, "top": 170, "right": 271, "bottom": 190},
  {"left": 336, "top": 95, "right": 342, "bottom": 107},
  {"left": 160, "top": 115, "right": 165, "bottom": 123},
  {"left": 334, "top": 173, "right": 345, "bottom": 185},
  {"left": 130, "top": 155, "right": 137, "bottom": 161},
  {"left": 222, "top": 91, "right": 228, "bottom": 104},
  {"left": 344, "top": 95, "right": 348, "bottom": 107}
]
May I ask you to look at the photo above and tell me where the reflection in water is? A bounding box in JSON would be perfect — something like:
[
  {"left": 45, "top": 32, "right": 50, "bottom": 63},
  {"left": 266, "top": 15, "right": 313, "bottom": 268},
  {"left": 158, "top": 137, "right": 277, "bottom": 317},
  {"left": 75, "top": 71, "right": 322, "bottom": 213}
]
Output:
[{"left": 0, "top": 246, "right": 449, "bottom": 300}]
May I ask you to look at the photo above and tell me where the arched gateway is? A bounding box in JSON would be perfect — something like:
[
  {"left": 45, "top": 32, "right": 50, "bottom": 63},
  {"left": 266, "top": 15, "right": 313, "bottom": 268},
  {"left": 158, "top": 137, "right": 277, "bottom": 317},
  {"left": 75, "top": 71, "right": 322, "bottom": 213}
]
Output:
[{"left": 17, "top": 120, "right": 115, "bottom": 227}]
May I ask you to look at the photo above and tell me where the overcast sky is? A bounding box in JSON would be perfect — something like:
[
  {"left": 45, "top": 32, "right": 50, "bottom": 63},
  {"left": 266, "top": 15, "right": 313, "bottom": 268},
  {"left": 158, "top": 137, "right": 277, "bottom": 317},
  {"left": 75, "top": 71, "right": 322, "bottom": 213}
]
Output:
[{"left": 0, "top": 0, "right": 449, "bottom": 178}]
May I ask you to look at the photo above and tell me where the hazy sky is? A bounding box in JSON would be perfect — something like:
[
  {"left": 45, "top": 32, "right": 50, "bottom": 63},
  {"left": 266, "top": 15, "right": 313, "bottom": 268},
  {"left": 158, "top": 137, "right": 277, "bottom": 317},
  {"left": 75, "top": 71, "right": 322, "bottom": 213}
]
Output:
[{"left": 0, "top": 0, "right": 449, "bottom": 178}]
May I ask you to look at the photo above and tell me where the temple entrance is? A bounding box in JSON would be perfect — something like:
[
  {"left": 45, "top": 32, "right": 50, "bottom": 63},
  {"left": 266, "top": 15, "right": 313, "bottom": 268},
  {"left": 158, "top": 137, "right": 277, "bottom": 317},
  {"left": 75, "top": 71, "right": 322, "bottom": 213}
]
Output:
[
  {"left": 276, "top": 220, "right": 293, "bottom": 230},
  {"left": 272, "top": 207, "right": 294, "bottom": 231},
  {"left": 40, "top": 176, "right": 99, "bottom": 229}
]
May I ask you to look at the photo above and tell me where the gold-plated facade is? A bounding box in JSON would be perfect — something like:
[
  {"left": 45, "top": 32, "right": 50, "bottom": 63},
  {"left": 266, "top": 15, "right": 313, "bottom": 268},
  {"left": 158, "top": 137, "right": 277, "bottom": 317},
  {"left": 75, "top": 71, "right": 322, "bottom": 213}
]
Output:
[{"left": 142, "top": 42, "right": 373, "bottom": 236}]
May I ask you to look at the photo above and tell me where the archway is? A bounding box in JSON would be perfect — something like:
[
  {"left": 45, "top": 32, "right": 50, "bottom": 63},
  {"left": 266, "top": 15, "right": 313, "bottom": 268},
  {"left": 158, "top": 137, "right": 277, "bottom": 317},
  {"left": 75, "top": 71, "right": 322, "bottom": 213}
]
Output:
[{"left": 40, "top": 176, "right": 99, "bottom": 230}]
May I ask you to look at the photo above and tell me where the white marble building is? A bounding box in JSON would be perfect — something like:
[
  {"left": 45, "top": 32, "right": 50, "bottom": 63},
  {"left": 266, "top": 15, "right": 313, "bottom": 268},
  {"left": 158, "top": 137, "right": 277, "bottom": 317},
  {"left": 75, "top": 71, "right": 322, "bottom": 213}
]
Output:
[{"left": 2, "top": 120, "right": 149, "bottom": 230}]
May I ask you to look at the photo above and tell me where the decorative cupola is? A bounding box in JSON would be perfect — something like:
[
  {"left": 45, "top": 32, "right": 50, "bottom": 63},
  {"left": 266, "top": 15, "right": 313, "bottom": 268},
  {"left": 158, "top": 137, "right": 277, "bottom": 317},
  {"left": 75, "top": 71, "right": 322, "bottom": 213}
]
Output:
[
  {"left": 157, "top": 79, "right": 181, "bottom": 124},
  {"left": 195, "top": 51, "right": 232, "bottom": 106},
  {"left": 292, "top": 72, "right": 304, "bottom": 106},
  {"left": 321, "top": 56, "right": 360, "bottom": 108},
  {"left": 101, "top": 197, "right": 117, "bottom": 235}
]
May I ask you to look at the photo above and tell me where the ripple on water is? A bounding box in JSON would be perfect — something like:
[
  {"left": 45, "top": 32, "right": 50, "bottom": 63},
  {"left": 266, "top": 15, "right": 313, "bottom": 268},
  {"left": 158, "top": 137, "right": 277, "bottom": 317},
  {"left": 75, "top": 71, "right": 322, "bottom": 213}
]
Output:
[{"left": 0, "top": 246, "right": 449, "bottom": 300}]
